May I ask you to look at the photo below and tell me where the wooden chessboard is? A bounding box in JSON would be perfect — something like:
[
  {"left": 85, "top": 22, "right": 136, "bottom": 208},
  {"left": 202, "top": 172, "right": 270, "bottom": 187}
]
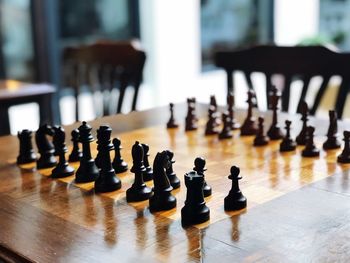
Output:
[{"left": 2, "top": 103, "right": 350, "bottom": 262}]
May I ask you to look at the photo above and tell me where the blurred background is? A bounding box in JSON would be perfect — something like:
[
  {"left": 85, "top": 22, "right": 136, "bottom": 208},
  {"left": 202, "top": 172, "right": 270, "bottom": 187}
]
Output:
[{"left": 1, "top": 0, "right": 348, "bottom": 133}]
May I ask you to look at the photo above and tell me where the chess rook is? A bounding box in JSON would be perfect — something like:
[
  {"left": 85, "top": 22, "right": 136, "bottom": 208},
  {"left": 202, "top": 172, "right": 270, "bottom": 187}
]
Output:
[
  {"left": 253, "top": 116, "right": 269, "bottom": 146},
  {"left": 218, "top": 112, "right": 233, "bottom": 140},
  {"left": 323, "top": 110, "right": 341, "bottom": 150},
  {"left": 17, "top": 129, "right": 37, "bottom": 165},
  {"left": 227, "top": 92, "right": 240, "bottom": 130},
  {"left": 301, "top": 126, "right": 320, "bottom": 157},
  {"left": 205, "top": 105, "right": 219, "bottom": 135},
  {"left": 267, "top": 86, "right": 284, "bottom": 140},
  {"left": 181, "top": 170, "right": 210, "bottom": 227},
  {"left": 185, "top": 98, "right": 198, "bottom": 131}
]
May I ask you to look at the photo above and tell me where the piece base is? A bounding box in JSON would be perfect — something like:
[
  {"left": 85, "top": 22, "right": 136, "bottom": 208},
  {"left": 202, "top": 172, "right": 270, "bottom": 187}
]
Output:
[
  {"left": 126, "top": 185, "right": 153, "bottom": 202},
  {"left": 149, "top": 193, "right": 176, "bottom": 212},
  {"left": 51, "top": 164, "right": 75, "bottom": 178},
  {"left": 181, "top": 205, "right": 210, "bottom": 227},
  {"left": 224, "top": 195, "right": 247, "bottom": 211}
]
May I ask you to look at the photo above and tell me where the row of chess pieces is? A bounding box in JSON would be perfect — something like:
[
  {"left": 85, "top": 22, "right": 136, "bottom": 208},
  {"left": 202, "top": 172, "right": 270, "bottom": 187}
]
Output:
[
  {"left": 166, "top": 88, "right": 350, "bottom": 162},
  {"left": 16, "top": 122, "right": 246, "bottom": 227}
]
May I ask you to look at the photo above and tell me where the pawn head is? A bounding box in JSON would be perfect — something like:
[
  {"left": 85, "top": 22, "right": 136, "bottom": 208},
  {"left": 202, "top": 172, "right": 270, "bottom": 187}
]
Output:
[{"left": 194, "top": 157, "right": 206, "bottom": 171}]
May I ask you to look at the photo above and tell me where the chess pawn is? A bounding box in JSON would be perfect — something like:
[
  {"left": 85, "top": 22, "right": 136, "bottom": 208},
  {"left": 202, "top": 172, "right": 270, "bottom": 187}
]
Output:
[
  {"left": 68, "top": 129, "right": 82, "bottom": 162},
  {"left": 296, "top": 101, "right": 309, "bottom": 145},
  {"left": 51, "top": 126, "right": 75, "bottom": 178},
  {"left": 301, "top": 126, "right": 320, "bottom": 157},
  {"left": 193, "top": 157, "right": 212, "bottom": 197},
  {"left": 224, "top": 166, "right": 247, "bottom": 211},
  {"left": 181, "top": 170, "right": 210, "bottom": 227},
  {"left": 112, "top": 138, "right": 128, "bottom": 173},
  {"left": 267, "top": 86, "right": 284, "bottom": 140},
  {"left": 17, "top": 129, "right": 37, "bottom": 165},
  {"left": 142, "top": 143, "right": 153, "bottom": 181},
  {"left": 167, "top": 103, "right": 179, "bottom": 128},
  {"left": 35, "top": 124, "right": 57, "bottom": 169},
  {"left": 165, "top": 150, "right": 180, "bottom": 189},
  {"left": 126, "top": 141, "right": 152, "bottom": 202},
  {"left": 280, "top": 120, "right": 296, "bottom": 152},
  {"left": 227, "top": 92, "right": 240, "bottom": 130},
  {"left": 323, "top": 110, "right": 341, "bottom": 150},
  {"left": 94, "top": 125, "right": 122, "bottom": 193},
  {"left": 149, "top": 151, "right": 177, "bottom": 212},
  {"left": 253, "top": 117, "right": 269, "bottom": 146},
  {"left": 75, "top": 121, "right": 99, "bottom": 183},
  {"left": 218, "top": 112, "right": 233, "bottom": 140},
  {"left": 205, "top": 106, "right": 219, "bottom": 135},
  {"left": 337, "top": 131, "right": 350, "bottom": 163}
]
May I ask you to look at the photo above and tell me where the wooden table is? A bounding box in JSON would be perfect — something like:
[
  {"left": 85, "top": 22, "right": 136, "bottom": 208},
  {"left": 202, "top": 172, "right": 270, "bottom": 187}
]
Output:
[
  {"left": 1, "top": 103, "right": 350, "bottom": 262},
  {"left": 0, "top": 80, "right": 56, "bottom": 135}
]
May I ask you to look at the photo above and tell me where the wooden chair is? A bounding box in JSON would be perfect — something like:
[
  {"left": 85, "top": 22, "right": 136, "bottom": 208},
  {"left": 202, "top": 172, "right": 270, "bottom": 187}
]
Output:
[
  {"left": 63, "top": 40, "right": 146, "bottom": 121},
  {"left": 215, "top": 45, "right": 350, "bottom": 118}
]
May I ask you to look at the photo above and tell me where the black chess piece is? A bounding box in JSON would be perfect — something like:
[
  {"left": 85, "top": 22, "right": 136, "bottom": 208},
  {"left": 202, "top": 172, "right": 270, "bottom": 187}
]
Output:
[
  {"left": 51, "top": 126, "right": 75, "bottom": 178},
  {"left": 224, "top": 166, "right": 247, "bottom": 211},
  {"left": 205, "top": 106, "right": 219, "bottom": 135},
  {"left": 167, "top": 103, "right": 179, "bottom": 128},
  {"left": 75, "top": 121, "right": 99, "bottom": 183},
  {"left": 301, "top": 126, "right": 320, "bottom": 157},
  {"left": 267, "top": 86, "right": 284, "bottom": 140},
  {"left": 149, "top": 151, "right": 176, "bottom": 212},
  {"left": 193, "top": 157, "right": 212, "bottom": 197},
  {"left": 17, "top": 129, "right": 37, "bottom": 165},
  {"left": 337, "top": 131, "right": 350, "bottom": 163},
  {"left": 35, "top": 124, "right": 57, "bottom": 169},
  {"left": 126, "top": 141, "right": 152, "bottom": 202},
  {"left": 94, "top": 127, "right": 104, "bottom": 169},
  {"left": 227, "top": 92, "right": 240, "bottom": 130},
  {"left": 323, "top": 110, "right": 341, "bottom": 150},
  {"left": 253, "top": 117, "right": 269, "bottom": 146},
  {"left": 209, "top": 95, "right": 221, "bottom": 127},
  {"left": 181, "top": 170, "right": 210, "bottom": 227},
  {"left": 94, "top": 125, "right": 122, "bottom": 193},
  {"left": 280, "top": 120, "right": 296, "bottom": 152},
  {"left": 219, "top": 112, "right": 233, "bottom": 140},
  {"left": 142, "top": 143, "right": 153, "bottom": 181},
  {"left": 241, "top": 90, "right": 258, "bottom": 136},
  {"left": 185, "top": 98, "right": 198, "bottom": 131},
  {"left": 165, "top": 150, "right": 180, "bottom": 189},
  {"left": 112, "top": 138, "right": 128, "bottom": 173},
  {"left": 296, "top": 101, "right": 309, "bottom": 145},
  {"left": 68, "top": 129, "right": 82, "bottom": 162}
]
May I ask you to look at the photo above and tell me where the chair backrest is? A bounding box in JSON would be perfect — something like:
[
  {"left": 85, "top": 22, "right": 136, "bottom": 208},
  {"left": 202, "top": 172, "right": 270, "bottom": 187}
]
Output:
[
  {"left": 63, "top": 40, "right": 146, "bottom": 121},
  {"left": 215, "top": 45, "right": 350, "bottom": 118}
]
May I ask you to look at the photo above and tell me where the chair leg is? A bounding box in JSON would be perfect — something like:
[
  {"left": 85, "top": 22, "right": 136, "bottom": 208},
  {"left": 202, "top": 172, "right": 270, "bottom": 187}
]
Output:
[
  {"left": 0, "top": 106, "right": 10, "bottom": 135},
  {"left": 335, "top": 80, "right": 349, "bottom": 119},
  {"left": 132, "top": 84, "right": 140, "bottom": 111},
  {"left": 117, "top": 86, "right": 126, "bottom": 114},
  {"left": 310, "top": 76, "right": 330, "bottom": 115},
  {"left": 39, "top": 94, "right": 53, "bottom": 125}
]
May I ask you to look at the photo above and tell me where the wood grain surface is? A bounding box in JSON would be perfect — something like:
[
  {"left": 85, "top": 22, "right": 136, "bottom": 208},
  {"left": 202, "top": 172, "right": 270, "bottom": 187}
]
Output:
[{"left": 1, "top": 103, "right": 350, "bottom": 262}]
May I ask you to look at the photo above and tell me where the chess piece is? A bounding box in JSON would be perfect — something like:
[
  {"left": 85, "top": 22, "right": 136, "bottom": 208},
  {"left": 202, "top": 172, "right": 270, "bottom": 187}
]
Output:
[
  {"left": 337, "top": 131, "right": 350, "bottom": 163},
  {"left": 17, "top": 129, "right": 37, "bottom": 165},
  {"left": 94, "top": 125, "right": 122, "bottom": 193},
  {"left": 193, "top": 157, "right": 212, "bottom": 197},
  {"left": 253, "top": 117, "right": 269, "bottom": 146},
  {"left": 267, "top": 86, "right": 284, "bottom": 140},
  {"left": 296, "top": 101, "right": 309, "bottom": 145},
  {"left": 142, "top": 143, "right": 153, "bottom": 181},
  {"left": 219, "top": 112, "right": 233, "bottom": 140},
  {"left": 51, "top": 126, "right": 75, "bottom": 178},
  {"left": 68, "top": 129, "right": 82, "bottom": 162},
  {"left": 165, "top": 150, "right": 180, "bottom": 189},
  {"left": 224, "top": 166, "right": 247, "bottom": 211},
  {"left": 280, "top": 120, "right": 296, "bottom": 152},
  {"left": 301, "top": 126, "right": 320, "bottom": 157},
  {"left": 323, "top": 110, "right": 341, "bottom": 150},
  {"left": 75, "top": 121, "right": 99, "bottom": 183},
  {"left": 227, "top": 92, "right": 240, "bottom": 130},
  {"left": 35, "top": 124, "right": 57, "bottom": 169},
  {"left": 167, "top": 103, "right": 179, "bottom": 128},
  {"left": 112, "top": 138, "right": 128, "bottom": 173},
  {"left": 241, "top": 90, "right": 258, "bottom": 136},
  {"left": 149, "top": 151, "right": 176, "bottom": 212},
  {"left": 209, "top": 95, "right": 221, "bottom": 127},
  {"left": 205, "top": 106, "right": 219, "bottom": 135},
  {"left": 181, "top": 170, "right": 210, "bottom": 227},
  {"left": 126, "top": 141, "right": 152, "bottom": 202},
  {"left": 185, "top": 98, "right": 198, "bottom": 131},
  {"left": 94, "top": 127, "right": 104, "bottom": 169}
]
